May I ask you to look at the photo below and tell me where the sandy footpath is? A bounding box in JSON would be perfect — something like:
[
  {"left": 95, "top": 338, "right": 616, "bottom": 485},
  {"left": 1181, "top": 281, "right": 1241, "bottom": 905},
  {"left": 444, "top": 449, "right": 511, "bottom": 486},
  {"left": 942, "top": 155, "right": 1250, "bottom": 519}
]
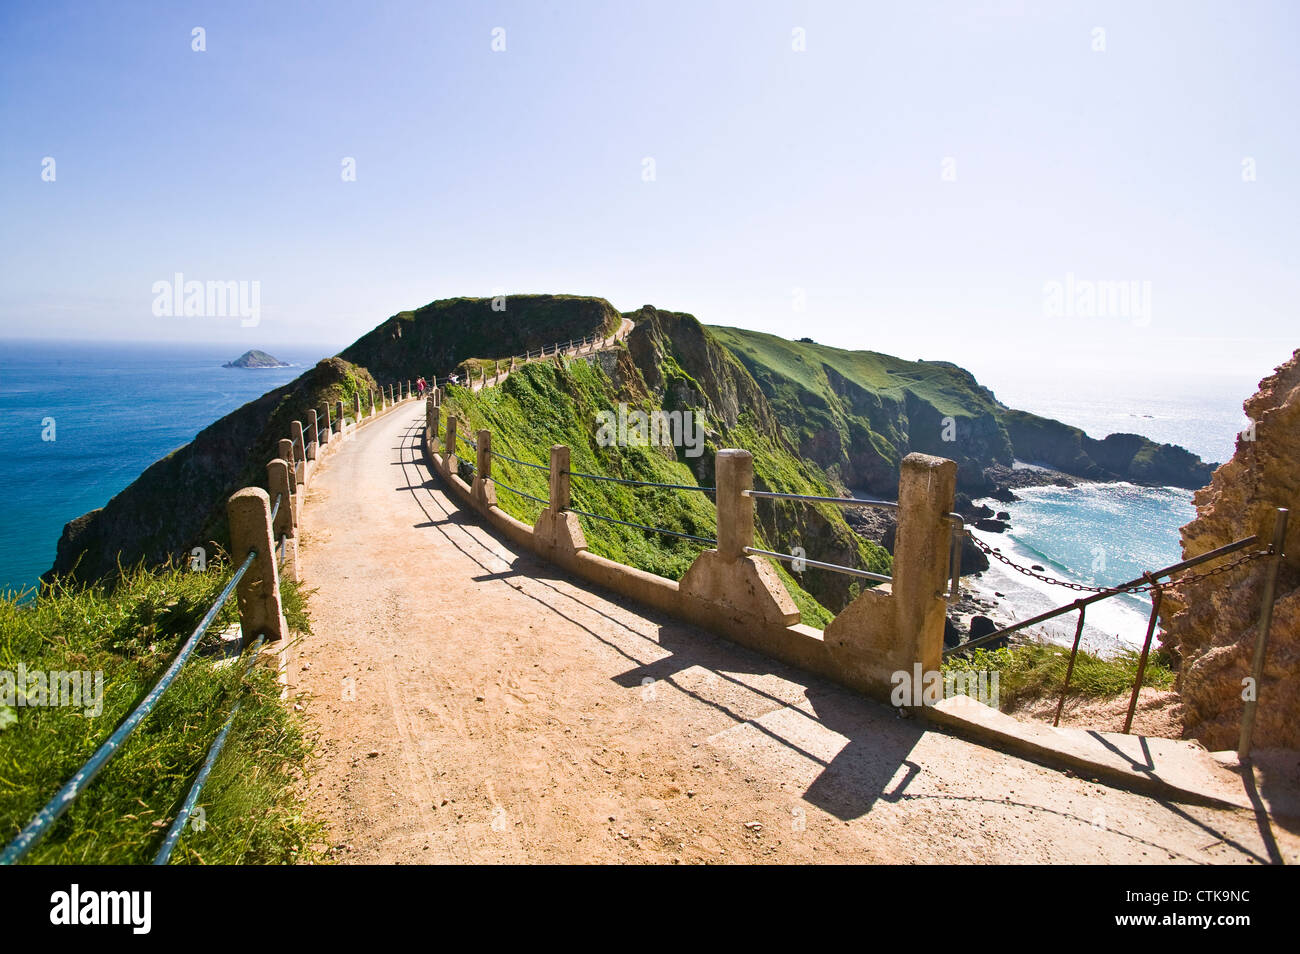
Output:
[{"left": 290, "top": 406, "right": 1295, "bottom": 864}]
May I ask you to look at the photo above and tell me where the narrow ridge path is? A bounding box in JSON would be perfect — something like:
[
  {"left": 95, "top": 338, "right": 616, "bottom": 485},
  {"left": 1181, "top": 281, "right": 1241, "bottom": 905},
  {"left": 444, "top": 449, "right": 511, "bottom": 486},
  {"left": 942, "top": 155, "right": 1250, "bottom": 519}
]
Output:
[{"left": 292, "top": 402, "right": 1294, "bottom": 864}]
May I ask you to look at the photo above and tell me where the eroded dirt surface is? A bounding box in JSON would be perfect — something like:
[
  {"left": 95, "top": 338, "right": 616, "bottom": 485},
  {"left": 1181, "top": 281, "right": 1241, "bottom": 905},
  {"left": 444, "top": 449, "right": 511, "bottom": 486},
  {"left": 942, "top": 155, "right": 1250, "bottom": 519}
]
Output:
[{"left": 292, "top": 407, "right": 1296, "bottom": 864}]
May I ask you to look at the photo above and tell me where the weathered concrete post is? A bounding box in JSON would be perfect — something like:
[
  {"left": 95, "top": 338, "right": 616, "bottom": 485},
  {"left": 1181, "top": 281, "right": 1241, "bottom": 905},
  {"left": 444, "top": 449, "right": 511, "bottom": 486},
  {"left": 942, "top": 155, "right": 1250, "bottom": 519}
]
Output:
[
  {"left": 335, "top": 400, "right": 345, "bottom": 436},
  {"left": 534, "top": 443, "right": 587, "bottom": 560},
  {"left": 716, "top": 449, "right": 754, "bottom": 560},
  {"left": 472, "top": 428, "right": 497, "bottom": 509},
  {"left": 267, "top": 458, "right": 297, "bottom": 580},
  {"left": 444, "top": 415, "right": 458, "bottom": 477},
  {"left": 290, "top": 422, "right": 307, "bottom": 487},
  {"left": 319, "top": 404, "right": 331, "bottom": 445},
  {"left": 277, "top": 439, "right": 299, "bottom": 525},
  {"left": 388, "top": 384, "right": 394, "bottom": 405},
  {"left": 425, "top": 396, "right": 438, "bottom": 449},
  {"left": 892, "top": 453, "right": 958, "bottom": 676},
  {"left": 679, "top": 449, "right": 800, "bottom": 633},
  {"left": 549, "top": 444, "right": 571, "bottom": 511},
  {"left": 226, "top": 488, "right": 287, "bottom": 643},
  {"left": 823, "top": 452, "right": 957, "bottom": 701},
  {"left": 306, "top": 410, "right": 319, "bottom": 461},
  {"left": 354, "top": 393, "right": 362, "bottom": 425}
]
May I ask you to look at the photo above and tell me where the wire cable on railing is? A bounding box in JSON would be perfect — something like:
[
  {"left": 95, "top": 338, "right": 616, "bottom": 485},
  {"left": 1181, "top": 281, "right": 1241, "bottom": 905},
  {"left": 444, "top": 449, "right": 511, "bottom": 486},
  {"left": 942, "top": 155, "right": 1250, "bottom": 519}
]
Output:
[
  {"left": 568, "top": 507, "right": 716, "bottom": 545},
  {"left": 562, "top": 470, "right": 715, "bottom": 494},
  {"left": 490, "top": 476, "right": 550, "bottom": 506},
  {"left": 744, "top": 545, "right": 892, "bottom": 583},
  {"left": 0, "top": 549, "right": 259, "bottom": 865},
  {"left": 270, "top": 493, "right": 282, "bottom": 524},
  {"left": 745, "top": 489, "right": 897, "bottom": 509},
  {"left": 152, "top": 634, "right": 267, "bottom": 865},
  {"left": 489, "top": 449, "right": 550, "bottom": 471}
]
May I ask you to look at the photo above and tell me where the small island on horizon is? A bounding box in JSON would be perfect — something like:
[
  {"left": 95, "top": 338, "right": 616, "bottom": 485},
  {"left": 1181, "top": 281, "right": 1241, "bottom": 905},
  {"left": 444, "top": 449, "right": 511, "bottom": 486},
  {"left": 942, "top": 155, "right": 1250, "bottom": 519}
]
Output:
[{"left": 223, "top": 349, "right": 290, "bottom": 369}]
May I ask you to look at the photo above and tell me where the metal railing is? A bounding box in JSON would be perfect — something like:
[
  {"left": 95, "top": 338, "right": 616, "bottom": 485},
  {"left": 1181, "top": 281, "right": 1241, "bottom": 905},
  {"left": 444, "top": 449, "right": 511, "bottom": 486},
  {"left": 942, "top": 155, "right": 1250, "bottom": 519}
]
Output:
[
  {"left": 945, "top": 508, "right": 1288, "bottom": 741},
  {"left": 1, "top": 550, "right": 261, "bottom": 865}
]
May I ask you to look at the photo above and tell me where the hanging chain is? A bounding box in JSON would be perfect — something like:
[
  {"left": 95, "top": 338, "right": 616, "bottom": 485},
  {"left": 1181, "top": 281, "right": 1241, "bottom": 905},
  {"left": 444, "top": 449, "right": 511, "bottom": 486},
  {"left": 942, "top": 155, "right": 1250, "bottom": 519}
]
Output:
[{"left": 968, "top": 533, "right": 1269, "bottom": 595}]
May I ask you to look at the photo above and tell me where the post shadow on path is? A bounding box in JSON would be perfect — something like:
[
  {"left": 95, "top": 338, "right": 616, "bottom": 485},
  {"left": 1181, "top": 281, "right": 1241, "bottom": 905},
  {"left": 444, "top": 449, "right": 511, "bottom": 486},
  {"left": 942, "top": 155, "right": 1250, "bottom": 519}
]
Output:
[{"left": 388, "top": 418, "right": 1275, "bottom": 860}]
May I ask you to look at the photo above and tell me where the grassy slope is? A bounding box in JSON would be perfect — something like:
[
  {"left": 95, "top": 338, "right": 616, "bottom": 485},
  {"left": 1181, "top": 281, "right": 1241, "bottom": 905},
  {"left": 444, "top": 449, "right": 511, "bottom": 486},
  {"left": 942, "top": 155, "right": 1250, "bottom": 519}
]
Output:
[
  {"left": 707, "top": 325, "right": 1011, "bottom": 493},
  {"left": 441, "top": 356, "right": 843, "bottom": 627},
  {"left": 0, "top": 563, "right": 321, "bottom": 864}
]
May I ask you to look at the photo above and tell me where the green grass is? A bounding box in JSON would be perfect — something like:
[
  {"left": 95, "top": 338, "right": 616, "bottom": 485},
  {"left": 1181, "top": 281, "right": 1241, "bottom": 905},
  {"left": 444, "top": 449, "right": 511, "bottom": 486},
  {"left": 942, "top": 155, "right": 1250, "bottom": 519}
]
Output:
[
  {"left": 940, "top": 638, "right": 1176, "bottom": 711},
  {"left": 440, "top": 359, "right": 845, "bottom": 625},
  {"left": 0, "top": 560, "right": 322, "bottom": 865}
]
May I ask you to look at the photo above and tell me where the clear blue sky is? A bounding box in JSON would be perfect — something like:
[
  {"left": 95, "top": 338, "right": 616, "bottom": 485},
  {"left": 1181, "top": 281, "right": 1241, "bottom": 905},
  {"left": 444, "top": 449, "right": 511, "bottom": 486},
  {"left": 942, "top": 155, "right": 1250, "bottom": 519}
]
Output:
[{"left": 1, "top": 0, "right": 1296, "bottom": 378}]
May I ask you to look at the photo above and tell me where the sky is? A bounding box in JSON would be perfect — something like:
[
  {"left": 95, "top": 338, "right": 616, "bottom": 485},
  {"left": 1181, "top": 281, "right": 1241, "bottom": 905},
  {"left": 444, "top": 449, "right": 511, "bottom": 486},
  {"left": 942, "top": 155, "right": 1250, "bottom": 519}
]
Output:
[{"left": 1, "top": 0, "right": 1296, "bottom": 381}]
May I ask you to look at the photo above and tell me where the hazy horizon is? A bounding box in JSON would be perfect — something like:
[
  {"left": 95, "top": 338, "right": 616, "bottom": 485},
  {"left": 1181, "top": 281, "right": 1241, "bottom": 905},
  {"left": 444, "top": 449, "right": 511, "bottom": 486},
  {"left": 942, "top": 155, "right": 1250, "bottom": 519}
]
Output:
[{"left": 3, "top": 1, "right": 1296, "bottom": 379}]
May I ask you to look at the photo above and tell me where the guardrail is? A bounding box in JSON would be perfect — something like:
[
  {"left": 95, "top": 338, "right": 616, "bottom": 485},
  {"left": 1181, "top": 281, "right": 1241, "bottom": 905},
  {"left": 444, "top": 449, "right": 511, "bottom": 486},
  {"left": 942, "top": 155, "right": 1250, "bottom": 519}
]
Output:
[
  {"left": 422, "top": 382, "right": 961, "bottom": 705},
  {"left": 2, "top": 378, "right": 424, "bottom": 864}
]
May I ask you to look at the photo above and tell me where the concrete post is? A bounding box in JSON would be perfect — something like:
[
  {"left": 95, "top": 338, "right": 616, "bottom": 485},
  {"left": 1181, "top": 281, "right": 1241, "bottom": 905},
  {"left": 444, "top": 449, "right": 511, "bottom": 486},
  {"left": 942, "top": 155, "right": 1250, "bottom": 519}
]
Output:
[
  {"left": 290, "top": 421, "right": 307, "bottom": 486},
  {"left": 306, "top": 410, "right": 319, "bottom": 460},
  {"left": 426, "top": 396, "right": 438, "bottom": 448},
  {"left": 354, "top": 393, "right": 361, "bottom": 425},
  {"left": 444, "top": 415, "right": 458, "bottom": 474},
  {"left": 226, "top": 487, "right": 287, "bottom": 642},
  {"left": 477, "top": 429, "right": 492, "bottom": 479},
  {"left": 549, "top": 444, "right": 571, "bottom": 510},
  {"left": 473, "top": 428, "right": 496, "bottom": 509},
  {"left": 715, "top": 449, "right": 754, "bottom": 561},
  {"left": 335, "top": 400, "right": 344, "bottom": 435},
  {"left": 277, "top": 437, "right": 298, "bottom": 510},
  {"left": 388, "top": 385, "right": 394, "bottom": 405},
  {"left": 267, "top": 458, "right": 297, "bottom": 581},
  {"left": 893, "top": 453, "right": 958, "bottom": 674},
  {"left": 320, "top": 404, "right": 331, "bottom": 445}
]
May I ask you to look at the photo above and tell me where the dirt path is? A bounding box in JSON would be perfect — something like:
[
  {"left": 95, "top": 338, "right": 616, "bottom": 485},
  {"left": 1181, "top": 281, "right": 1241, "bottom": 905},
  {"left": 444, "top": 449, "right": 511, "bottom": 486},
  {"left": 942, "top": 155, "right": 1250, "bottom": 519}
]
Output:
[{"left": 292, "top": 405, "right": 1295, "bottom": 864}]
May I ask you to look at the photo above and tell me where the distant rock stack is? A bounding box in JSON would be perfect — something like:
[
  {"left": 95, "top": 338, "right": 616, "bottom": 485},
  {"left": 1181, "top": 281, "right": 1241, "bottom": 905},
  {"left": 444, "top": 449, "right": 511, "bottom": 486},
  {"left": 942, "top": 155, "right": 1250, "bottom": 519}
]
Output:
[{"left": 1162, "top": 349, "right": 1300, "bottom": 750}]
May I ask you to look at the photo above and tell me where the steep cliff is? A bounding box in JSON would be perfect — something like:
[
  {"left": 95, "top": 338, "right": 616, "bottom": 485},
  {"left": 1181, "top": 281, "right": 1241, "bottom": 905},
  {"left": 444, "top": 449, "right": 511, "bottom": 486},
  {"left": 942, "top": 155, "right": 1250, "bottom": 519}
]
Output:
[
  {"left": 1161, "top": 348, "right": 1300, "bottom": 751},
  {"left": 50, "top": 358, "right": 377, "bottom": 582},
  {"left": 340, "top": 294, "right": 621, "bottom": 384},
  {"left": 616, "top": 307, "right": 891, "bottom": 613},
  {"left": 709, "top": 326, "right": 1213, "bottom": 494},
  {"left": 1001, "top": 411, "right": 1214, "bottom": 489}
]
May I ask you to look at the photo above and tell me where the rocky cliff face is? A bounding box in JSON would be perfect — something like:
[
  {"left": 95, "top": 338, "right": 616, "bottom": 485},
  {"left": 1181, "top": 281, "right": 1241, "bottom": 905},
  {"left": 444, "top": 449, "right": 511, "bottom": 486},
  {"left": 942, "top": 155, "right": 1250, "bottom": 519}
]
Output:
[
  {"left": 1001, "top": 410, "right": 1214, "bottom": 489},
  {"left": 708, "top": 327, "right": 1213, "bottom": 496},
  {"left": 618, "top": 307, "right": 891, "bottom": 613},
  {"left": 1161, "top": 349, "right": 1300, "bottom": 751}
]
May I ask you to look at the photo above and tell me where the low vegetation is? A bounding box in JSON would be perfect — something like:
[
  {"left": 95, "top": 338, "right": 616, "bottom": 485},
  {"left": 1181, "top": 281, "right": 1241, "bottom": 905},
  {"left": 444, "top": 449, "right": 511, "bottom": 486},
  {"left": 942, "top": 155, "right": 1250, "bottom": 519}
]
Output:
[
  {"left": 440, "top": 357, "right": 844, "bottom": 626},
  {"left": 0, "top": 561, "right": 321, "bottom": 865},
  {"left": 941, "top": 638, "right": 1176, "bottom": 711}
]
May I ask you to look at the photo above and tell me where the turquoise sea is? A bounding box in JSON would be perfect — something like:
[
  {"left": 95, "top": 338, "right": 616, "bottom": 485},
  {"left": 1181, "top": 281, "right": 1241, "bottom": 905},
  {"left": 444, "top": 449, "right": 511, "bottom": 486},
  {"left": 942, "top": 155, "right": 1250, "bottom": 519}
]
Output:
[
  {"left": 966, "top": 365, "right": 1261, "bottom": 652},
  {"left": 0, "top": 340, "right": 331, "bottom": 593}
]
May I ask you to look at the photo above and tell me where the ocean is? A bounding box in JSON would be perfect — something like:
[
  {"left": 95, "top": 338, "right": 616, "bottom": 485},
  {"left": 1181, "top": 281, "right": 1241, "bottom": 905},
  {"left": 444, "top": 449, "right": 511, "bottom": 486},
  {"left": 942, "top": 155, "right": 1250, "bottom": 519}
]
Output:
[
  {"left": 0, "top": 340, "right": 328, "bottom": 594},
  {"left": 0, "top": 341, "right": 1264, "bottom": 648},
  {"left": 963, "top": 364, "right": 1262, "bottom": 653}
]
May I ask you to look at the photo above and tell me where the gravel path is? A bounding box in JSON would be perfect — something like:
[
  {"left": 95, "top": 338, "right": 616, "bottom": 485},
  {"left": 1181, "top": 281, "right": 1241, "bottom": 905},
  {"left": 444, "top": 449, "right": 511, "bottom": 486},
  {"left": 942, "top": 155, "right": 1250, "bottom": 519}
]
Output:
[{"left": 292, "top": 405, "right": 1294, "bottom": 864}]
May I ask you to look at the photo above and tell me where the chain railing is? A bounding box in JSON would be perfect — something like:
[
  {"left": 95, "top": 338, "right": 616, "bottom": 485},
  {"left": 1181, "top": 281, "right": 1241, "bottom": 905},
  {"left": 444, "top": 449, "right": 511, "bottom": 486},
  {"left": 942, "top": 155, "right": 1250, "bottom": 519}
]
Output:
[{"left": 950, "top": 509, "right": 1287, "bottom": 739}]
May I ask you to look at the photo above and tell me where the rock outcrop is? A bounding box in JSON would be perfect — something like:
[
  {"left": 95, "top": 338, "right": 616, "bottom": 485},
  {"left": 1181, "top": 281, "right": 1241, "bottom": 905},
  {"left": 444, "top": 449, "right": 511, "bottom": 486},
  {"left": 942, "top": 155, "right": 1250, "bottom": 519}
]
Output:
[
  {"left": 1161, "top": 349, "right": 1300, "bottom": 751},
  {"left": 223, "top": 349, "right": 288, "bottom": 368},
  {"left": 1001, "top": 410, "right": 1214, "bottom": 489}
]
